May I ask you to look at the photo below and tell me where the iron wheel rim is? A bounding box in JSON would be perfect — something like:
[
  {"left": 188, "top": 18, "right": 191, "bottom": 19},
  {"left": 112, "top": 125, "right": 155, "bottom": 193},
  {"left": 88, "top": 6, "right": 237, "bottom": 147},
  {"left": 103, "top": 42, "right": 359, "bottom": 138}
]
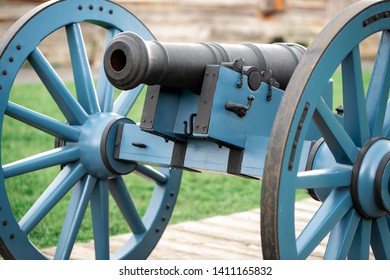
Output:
[{"left": 262, "top": 0, "right": 390, "bottom": 260}]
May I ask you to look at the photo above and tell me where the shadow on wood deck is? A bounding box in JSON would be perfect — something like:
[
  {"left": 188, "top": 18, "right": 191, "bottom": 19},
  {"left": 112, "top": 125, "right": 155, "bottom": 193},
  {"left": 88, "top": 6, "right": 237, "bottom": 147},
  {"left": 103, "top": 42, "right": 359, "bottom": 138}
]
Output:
[
  {"left": 40, "top": 198, "right": 352, "bottom": 260},
  {"left": 40, "top": 198, "right": 378, "bottom": 260}
]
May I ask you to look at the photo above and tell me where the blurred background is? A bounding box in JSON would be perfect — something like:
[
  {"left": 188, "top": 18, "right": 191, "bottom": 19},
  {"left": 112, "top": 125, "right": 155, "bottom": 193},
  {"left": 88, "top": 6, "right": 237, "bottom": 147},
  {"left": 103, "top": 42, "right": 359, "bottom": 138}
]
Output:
[
  {"left": 0, "top": 0, "right": 384, "bottom": 257},
  {"left": 0, "top": 0, "right": 378, "bottom": 69}
]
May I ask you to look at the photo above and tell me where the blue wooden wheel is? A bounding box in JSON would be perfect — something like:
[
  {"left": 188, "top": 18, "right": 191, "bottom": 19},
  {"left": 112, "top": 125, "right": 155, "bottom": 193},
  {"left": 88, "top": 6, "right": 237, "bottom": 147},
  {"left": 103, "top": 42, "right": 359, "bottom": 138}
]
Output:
[
  {"left": 0, "top": 0, "right": 182, "bottom": 260},
  {"left": 262, "top": 0, "right": 390, "bottom": 259}
]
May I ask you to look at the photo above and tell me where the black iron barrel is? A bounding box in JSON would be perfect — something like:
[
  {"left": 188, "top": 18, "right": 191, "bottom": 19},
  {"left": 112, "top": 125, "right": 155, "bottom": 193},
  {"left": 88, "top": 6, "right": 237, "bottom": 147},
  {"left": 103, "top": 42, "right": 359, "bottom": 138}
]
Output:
[{"left": 103, "top": 32, "right": 306, "bottom": 93}]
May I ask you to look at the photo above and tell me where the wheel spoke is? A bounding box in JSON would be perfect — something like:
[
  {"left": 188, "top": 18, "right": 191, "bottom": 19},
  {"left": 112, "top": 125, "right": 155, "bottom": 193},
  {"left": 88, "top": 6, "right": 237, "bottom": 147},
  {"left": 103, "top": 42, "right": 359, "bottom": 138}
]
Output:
[
  {"left": 341, "top": 46, "right": 370, "bottom": 147},
  {"left": 383, "top": 100, "right": 390, "bottom": 137},
  {"left": 27, "top": 48, "right": 88, "bottom": 125},
  {"left": 110, "top": 177, "right": 146, "bottom": 235},
  {"left": 371, "top": 215, "right": 390, "bottom": 259},
  {"left": 113, "top": 85, "right": 145, "bottom": 116},
  {"left": 324, "top": 208, "right": 360, "bottom": 259},
  {"left": 90, "top": 179, "right": 110, "bottom": 260},
  {"left": 366, "top": 31, "right": 390, "bottom": 137},
  {"left": 388, "top": 216, "right": 390, "bottom": 230},
  {"left": 54, "top": 175, "right": 97, "bottom": 260},
  {"left": 3, "top": 146, "right": 79, "bottom": 179},
  {"left": 348, "top": 219, "right": 372, "bottom": 260},
  {"left": 296, "top": 189, "right": 352, "bottom": 259},
  {"left": 296, "top": 167, "right": 351, "bottom": 190},
  {"left": 6, "top": 101, "right": 80, "bottom": 142},
  {"left": 66, "top": 23, "right": 100, "bottom": 114},
  {"left": 135, "top": 165, "right": 168, "bottom": 185},
  {"left": 313, "top": 98, "right": 359, "bottom": 164},
  {"left": 97, "top": 28, "right": 120, "bottom": 112},
  {"left": 19, "top": 163, "right": 86, "bottom": 234}
]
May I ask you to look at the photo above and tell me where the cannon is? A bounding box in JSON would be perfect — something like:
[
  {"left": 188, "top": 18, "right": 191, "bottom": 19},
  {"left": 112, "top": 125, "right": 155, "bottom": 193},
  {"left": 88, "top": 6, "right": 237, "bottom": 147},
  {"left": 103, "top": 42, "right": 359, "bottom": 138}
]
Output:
[{"left": 0, "top": 0, "right": 389, "bottom": 260}]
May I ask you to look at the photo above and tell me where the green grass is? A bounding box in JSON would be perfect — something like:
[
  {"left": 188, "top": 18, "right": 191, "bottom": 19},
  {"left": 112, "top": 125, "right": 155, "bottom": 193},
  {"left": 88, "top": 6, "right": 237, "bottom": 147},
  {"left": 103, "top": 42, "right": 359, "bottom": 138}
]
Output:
[
  {"left": 331, "top": 68, "right": 372, "bottom": 109},
  {"left": 2, "top": 82, "right": 264, "bottom": 249}
]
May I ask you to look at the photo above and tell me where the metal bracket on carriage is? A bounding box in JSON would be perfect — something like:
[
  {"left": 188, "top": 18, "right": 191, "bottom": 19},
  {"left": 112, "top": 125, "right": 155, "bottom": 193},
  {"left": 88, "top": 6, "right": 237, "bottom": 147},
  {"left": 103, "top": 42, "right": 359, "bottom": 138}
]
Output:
[
  {"left": 260, "top": 69, "right": 280, "bottom": 102},
  {"left": 222, "top": 58, "right": 280, "bottom": 102},
  {"left": 221, "top": 58, "right": 262, "bottom": 91}
]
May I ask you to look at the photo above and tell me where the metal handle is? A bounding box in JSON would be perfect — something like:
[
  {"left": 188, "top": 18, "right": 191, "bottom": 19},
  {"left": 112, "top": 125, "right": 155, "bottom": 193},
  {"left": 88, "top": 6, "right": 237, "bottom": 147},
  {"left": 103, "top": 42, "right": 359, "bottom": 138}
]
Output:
[{"left": 225, "top": 95, "right": 255, "bottom": 118}]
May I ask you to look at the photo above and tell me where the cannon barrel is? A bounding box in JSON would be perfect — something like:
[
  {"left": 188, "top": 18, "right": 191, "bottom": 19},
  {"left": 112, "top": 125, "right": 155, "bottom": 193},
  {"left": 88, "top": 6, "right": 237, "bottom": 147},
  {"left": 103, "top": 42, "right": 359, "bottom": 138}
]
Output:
[{"left": 103, "top": 32, "right": 305, "bottom": 93}]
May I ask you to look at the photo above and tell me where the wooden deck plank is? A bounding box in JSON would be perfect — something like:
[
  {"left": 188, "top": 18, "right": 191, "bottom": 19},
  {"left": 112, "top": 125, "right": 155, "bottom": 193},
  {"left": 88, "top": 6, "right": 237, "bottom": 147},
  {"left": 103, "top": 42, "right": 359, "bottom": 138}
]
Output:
[
  {"left": 153, "top": 226, "right": 262, "bottom": 258},
  {"left": 38, "top": 198, "right": 375, "bottom": 260}
]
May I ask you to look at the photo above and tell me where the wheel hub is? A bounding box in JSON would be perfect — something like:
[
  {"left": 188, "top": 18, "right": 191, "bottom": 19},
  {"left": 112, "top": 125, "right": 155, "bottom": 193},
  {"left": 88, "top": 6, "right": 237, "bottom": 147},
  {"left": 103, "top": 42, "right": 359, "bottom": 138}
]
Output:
[
  {"left": 305, "top": 138, "right": 335, "bottom": 202},
  {"left": 76, "top": 113, "right": 136, "bottom": 179},
  {"left": 351, "top": 138, "right": 390, "bottom": 219}
]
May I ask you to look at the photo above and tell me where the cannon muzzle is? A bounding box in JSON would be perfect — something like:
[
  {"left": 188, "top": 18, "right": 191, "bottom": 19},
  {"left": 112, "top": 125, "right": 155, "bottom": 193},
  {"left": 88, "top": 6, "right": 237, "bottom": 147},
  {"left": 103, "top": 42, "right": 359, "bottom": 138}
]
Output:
[{"left": 104, "top": 32, "right": 305, "bottom": 93}]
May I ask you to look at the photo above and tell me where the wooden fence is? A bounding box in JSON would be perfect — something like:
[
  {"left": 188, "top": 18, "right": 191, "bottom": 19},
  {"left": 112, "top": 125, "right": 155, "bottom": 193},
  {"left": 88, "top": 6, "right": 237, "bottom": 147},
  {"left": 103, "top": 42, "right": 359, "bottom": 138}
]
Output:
[{"left": 0, "top": 0, "right": 377, "bottom": 68}]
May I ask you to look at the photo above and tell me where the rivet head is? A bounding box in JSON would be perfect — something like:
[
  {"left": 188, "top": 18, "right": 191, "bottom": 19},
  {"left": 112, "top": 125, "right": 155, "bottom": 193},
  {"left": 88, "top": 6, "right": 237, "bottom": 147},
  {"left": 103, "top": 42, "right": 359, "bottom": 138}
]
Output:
[
  {"left": 78, "top": 5, "right": 83, "bottom": 10},
  {"left": 16, "top": 45, "right": 21, "bottom": 50},
  {"left": 109, "top": 9, "right": 113, "bottom": 14},
  {"left": 9, "top": 233, "right": 15, "bottom": 240},
  {"left": 2, "top": 219, "right": 7, "bottom": 226}
]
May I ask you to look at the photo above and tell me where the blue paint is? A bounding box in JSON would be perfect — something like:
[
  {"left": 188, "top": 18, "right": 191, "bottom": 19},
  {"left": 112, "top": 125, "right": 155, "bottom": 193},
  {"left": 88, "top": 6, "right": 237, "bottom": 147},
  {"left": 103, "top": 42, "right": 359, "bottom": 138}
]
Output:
[
  {"left": 199, "top": 67, "right": 284, "bottom": 148},
  {"left": 67, "top": 23, "right": 100, "bottom": 114},
  {"left": 355, "top": 139, "right": 390, "bottom": 218},
  {"left": 55, "top": 175, "right": 97, "bottom": 260},
  {"left": 27, "top": 48, "right": 89, "bottom": 125},
  {"left": 6, "top": 101, "right": 81, "bottom": 142}
]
